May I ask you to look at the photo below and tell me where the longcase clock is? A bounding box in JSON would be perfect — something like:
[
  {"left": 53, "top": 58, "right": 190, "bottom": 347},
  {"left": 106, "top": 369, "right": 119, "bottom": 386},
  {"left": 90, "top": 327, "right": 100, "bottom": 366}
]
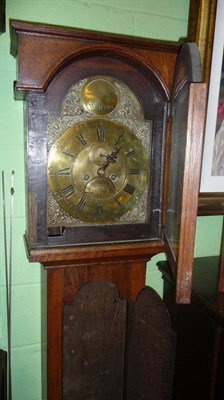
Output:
[{"left": 10, "top": 20, "right": 207, "bottom": 400}]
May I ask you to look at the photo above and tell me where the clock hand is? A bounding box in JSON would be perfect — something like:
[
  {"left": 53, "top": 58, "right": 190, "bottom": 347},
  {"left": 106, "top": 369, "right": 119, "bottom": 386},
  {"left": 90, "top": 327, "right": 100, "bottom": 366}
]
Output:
[
  {"left": 97, "top": 147, "right": 122, "bottom": 176},
  {"left": 107, "top": 146, "right": 122, "bottom": 163}
]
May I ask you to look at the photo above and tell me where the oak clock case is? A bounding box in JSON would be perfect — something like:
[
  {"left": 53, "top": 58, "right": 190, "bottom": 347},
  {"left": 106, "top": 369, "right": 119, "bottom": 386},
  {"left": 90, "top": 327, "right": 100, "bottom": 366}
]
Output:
[{"left": 47, "top": 76, "right": 150, "bottom": 227}]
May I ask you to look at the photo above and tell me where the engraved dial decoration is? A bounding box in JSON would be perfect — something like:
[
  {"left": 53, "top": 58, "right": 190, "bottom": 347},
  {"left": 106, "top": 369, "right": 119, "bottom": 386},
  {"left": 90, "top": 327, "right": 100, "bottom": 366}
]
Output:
[{"left": 48, "top": 119, "right": 148, "bottom": 223}]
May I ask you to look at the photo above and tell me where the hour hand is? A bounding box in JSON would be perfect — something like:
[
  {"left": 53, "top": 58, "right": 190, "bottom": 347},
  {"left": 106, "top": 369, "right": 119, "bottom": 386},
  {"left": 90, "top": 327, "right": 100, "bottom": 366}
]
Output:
[
  {"left": 101, "top": 146, "right": 122, "bottom": 164},
  {"left": 108, "top": 146, "right": 122, "bottom": 163},
  {"left": 97, "top": 147, "right": 121, "bottom": 176}
]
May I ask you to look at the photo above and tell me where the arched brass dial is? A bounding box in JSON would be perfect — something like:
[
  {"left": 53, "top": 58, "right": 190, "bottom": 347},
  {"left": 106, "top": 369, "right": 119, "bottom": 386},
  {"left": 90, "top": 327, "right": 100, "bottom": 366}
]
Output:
[{"left": 48, "top": 119, "right": 148, "bottom": 223}]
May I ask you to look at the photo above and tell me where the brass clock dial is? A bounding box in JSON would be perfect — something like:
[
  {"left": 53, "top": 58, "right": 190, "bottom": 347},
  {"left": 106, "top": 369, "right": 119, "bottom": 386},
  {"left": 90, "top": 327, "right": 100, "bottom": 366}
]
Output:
[{"left": 48, "top": 118, "right": 148, "bottom": 223}]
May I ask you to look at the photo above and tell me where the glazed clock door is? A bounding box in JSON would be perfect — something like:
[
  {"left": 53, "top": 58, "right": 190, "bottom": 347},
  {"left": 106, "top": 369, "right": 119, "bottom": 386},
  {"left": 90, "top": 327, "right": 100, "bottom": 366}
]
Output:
[{"left": 163, "top": 43, "right": 207, "bottom": 304}]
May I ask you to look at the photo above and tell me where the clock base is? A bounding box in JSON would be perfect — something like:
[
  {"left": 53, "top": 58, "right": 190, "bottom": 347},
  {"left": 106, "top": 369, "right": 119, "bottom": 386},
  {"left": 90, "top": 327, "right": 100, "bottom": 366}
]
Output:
[{"left": 44, "top": 253, "right": 175, "bottom": 400}]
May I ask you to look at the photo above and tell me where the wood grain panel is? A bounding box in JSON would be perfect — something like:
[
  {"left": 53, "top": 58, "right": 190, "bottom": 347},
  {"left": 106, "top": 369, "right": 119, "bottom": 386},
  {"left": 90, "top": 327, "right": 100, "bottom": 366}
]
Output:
[
  {"left": 63, "top": 281, "right": 126, "bottom": 399},
  {"left": 126, "top": 287, "right": 176, "bottom": 399},
  {"left": 10, "top": 20, "right": 179, "bottom": 96}
]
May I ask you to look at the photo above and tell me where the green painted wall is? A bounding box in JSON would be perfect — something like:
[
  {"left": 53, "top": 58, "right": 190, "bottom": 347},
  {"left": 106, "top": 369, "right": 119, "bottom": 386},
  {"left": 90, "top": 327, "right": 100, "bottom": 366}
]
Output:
[{"left": 0, "top": 1, "right": 223, "bottom": 399}]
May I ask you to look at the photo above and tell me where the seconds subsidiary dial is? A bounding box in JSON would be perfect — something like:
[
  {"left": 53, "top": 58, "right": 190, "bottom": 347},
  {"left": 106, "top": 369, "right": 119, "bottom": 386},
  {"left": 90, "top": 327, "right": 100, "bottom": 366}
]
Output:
[{"left": 48, "top": 118, "right": 148, "bottom": 223}]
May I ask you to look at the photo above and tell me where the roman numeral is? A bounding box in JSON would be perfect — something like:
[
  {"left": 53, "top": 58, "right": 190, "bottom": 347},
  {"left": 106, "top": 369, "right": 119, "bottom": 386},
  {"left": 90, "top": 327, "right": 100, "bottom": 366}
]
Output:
[
  {"left": 77, "top": 133, "right": 87, "bottom": 145},
  {"left": 115, "top": 133, "right": 124, "bottom": 146},
  {"left": 48, "top": 167, "right": 55, "bottom": 176},
  {"left": 114, "top": 197, "right": 122, "bottom": 207},
  {"left": 62, "top": 151, "right": 75, "bottom": 158},
  {"left": 123, "top": 183, "right": 135, "bottom": 195},
  {"left": 62, "top": 185, "right": 75, "bottom": 198},
  {"left": 57, "top": 168, "right": 70, "bottom": 175},
  {"left": 97, "top": 126, "right": 105, "bottom": 142},
  {"left": 126, "top": 149, "right": 136, "bottom": 158},
  {"left": 97, "top": 201, "right": 104, "bottom": 215},
  {"left": 75, "top": 197, "right": 86, "bottom": 210},
  {"left": 128, "top": 169, "right": 140, "bottom": 175}
]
